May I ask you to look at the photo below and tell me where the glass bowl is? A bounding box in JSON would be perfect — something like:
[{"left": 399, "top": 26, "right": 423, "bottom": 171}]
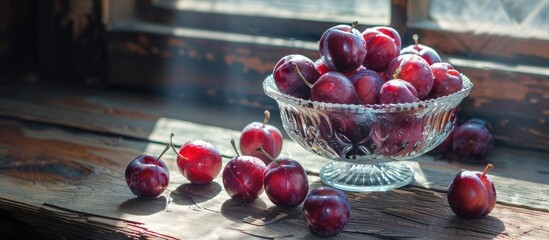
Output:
[{"left": 263, "top": 74, "right": 473, "bottom": 192}]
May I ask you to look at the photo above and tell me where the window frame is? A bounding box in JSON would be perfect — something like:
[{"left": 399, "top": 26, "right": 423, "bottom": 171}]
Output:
[
  {"left": 125, "top": 0, "right": 549, "bottom": 67},
  {"left": 132, "top": 0, "right": 392, "bottom": 41},
  {"left": 404, "top": 0, "right": 548, "bottom": 67}
]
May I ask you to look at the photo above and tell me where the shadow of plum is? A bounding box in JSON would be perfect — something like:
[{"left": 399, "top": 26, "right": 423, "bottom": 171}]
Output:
[
  {"left": 220, "top": 198, "right": 268, "bottom": 223},
  {"left": 445, "top": 214, "right": 506, "bottom": 238},
  {"left": 118, "top": 196, "right": 167, "bottom": 215},
  {"left": 169, "top": 181, "right": 222, "bottom": 205}
]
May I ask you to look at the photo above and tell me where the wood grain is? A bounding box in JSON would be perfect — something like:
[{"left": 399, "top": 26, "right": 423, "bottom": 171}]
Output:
[
  {"left": 109, "top": 19, "right": 318, "bottom": 108},
  {"left": 454, "top": 63, "right": 548, "bottom": 150},
  {"left": 0, "top": 118, "right": 548, "bottom": 239},
  {"left": 407, "top": 24, "right": 549, "bottom": 67},
  {"left": 0, "top": 81, "right": 547, "bottom": 212}
]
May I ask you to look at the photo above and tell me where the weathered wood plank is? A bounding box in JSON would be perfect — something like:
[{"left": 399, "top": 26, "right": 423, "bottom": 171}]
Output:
[
  {"left": 0, "top": 196, "right": 175, "bottom": 239},
  {"left": 0, "top": 118, "right": 247, "bottom": 239},
  {"left": 0, "top": 81, "right": 547, "bottom": 211},
  {"left": 0, "top": 120, "right": 549, "bottom": 239},
  {"left": 109, "top": 19, "right": 318, "bottom": 107},
  {"left": 0, "top": 118, "right": 547, "bottom": 239},
  {"left": 453, "top": 61, "right": 549, "bottom": 150},
  {"left": 406, "top": 23, "right": 549, "bottom": 67},
  {"left": 345, "top": 187, "right": 549, "bottom": 239}
]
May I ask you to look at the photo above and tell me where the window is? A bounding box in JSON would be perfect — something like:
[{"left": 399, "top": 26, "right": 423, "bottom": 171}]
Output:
[
  {"left": 405, "top": 0, "right": 548, "bottom": 66},
  {"left": 152, "top": 0, "right": 390, "bottom": 25},
  {"left": 429, "top": 0, "right": 547, "bottom": 39}
]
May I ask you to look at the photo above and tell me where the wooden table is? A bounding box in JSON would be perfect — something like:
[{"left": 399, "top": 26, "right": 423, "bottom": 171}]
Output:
[{"left": 0, "top": 81, "right": 548, "bottom": 239}]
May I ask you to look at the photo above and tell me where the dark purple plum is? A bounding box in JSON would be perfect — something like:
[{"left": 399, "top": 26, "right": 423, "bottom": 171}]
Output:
[
  {"left": 273, "top": 54, "right": 320, "bottom": 99},
  {"left": 379, "top": 79, "right": 419, "bottom": 104},
  {"left": 319, "top": 22, "right": 368, "bottom": 73},
  {"left": 361, "top": 28, "right": 399, "bottom": 72},
  {"left": 176, "top": 139, "right": 222, "bottom": 185},
  {"left": 350, "top": 69, "right": 384, "bottom": 105},
  {"left": 429, "top": 62, "right": 463, "bottom": 98},
  {"left": 222, "top": 140, "right": 267, "bottom": 202},
  {"left": 125, "top": 146, "right": 170, "bottom": 198},
  {"left": 386, "top": 54, "right": 434, "bottom": 99},
  {"left": 448, "top": 164, "right": 496, "bottom": 219},
  {"left": 401, "top": 34, "right": 441, "bottom": 66},
  {"left": 310, "top": 72, "right": 357, "bottom": 104},
  {"left": 263, "top": 158, "right": 309, "bottom": 208},
  {"left": 303, "top": 186, "right": 350, "bottom": 237},
  {"left": 239, "top": 110, "right": 283, "bottom": 165},
  {"left": 373, "top": 26, "right": 401, "bottom": 50},
  {"left": 452, "top": 122, "right": 493, "bottom": 162}
]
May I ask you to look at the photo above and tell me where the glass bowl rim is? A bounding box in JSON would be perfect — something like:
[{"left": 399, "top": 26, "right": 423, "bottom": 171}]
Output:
[{"left": 263, "top": 73, "right": 473, "bottom": 113}]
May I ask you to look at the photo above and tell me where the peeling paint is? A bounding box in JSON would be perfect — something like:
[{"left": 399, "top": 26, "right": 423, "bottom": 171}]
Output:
[
  {"left": 205, "top": 52, "right": 215, "bottom": 61},
  {"left": 168, "top": 37, "right": 189, "bottom": 48},
  {"left": 122, "top": 42, "right": 148, "bottom": 56},
  {"left": 500, "top": 119, "right": 509, "bottom": 127},
  {"left": 161, "top": 51, "right": 172, "bottom": 58},
  {"left": 138, "top": 35, "right": 149, "bottom": 45},
  {"left": 188, "top": 50, "right": 197, "bottom": 58},
  {"left": 235, "top": 47, "right": 252, "bottom": 55},
  {"left": 224, "top": 55, "right": 273, "bottom": 74},
  {"left": 472, "top": 98, "right": 493, "bottom": 108}
]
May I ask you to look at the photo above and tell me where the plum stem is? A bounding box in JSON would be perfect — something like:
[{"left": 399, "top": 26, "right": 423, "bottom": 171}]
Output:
[
  {"left": 262, "top": 110, "right": 270, "bottom": 128},
  {"left": 481, "top": 163, "right": 494, "bottom": 179},
  {"left": 230, "top": 138, "right": 240, "bottom": 157},
  {"left": 413, "top": 34, "right": 419, "bottom": 47},
  {"left": 350, "top": 21, "right": 359, "bottom": 32},
  {"left": 169, "top": 133, "right": 188, "bottom": 160},
  {"left": 155, "top": 142, "right": 171, "bottom": 163},
  {"left": 291, "top": 61, "right": 313, "bottom": 88},
  {"left": 256, "top": 145, "right": 276, "bottom": 163},
  {"left": 392, "top": 68, "right": 402, "bottom": 79}
]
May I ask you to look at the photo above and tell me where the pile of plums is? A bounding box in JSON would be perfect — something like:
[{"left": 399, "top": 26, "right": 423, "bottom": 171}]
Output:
[
  {"left": 227, "top": 113, "right": 351, "bottom": 237},
  {"left": 273, "top": 22, "right": 468, "bottom": 159},
  {"left": 123, "top": 111, "right": 350, "bottom": 237},
  {"left": 273, "top": 22, "right": 463, "bottom": 106}
]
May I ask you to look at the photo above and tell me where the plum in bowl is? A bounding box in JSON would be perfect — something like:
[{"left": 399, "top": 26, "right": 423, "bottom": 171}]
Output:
[{"left": 263, "top": 74, "right": 473, "bottom": 192}]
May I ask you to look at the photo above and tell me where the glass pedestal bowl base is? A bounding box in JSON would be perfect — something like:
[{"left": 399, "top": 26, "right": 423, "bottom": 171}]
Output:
[{"left": 319, "top": 161, "right": 415, "bottom": 192}]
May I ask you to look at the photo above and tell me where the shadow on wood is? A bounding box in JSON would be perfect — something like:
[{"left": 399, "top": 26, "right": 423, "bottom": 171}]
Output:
[
  {"left": 169, "top": 182, "right": 222, "bottom": 205},
  {"left": 119, "top": 196, "right": 168, "bottom": 216}
]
